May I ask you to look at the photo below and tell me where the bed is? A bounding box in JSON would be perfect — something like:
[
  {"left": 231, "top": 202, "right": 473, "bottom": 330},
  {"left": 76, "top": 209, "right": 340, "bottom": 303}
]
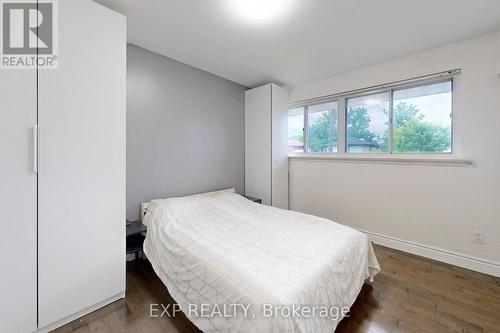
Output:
[{"left": 143, "top": 189, "right": 380, "bottom": 332}]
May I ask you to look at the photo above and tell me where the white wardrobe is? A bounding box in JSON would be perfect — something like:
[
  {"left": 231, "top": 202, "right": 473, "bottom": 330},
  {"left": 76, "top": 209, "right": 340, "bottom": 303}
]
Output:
[
  {"left": 0, "top": 1, "right": 126, "bottom": 332},
  {"left": 245, "top": 84, "right": 289, "bottom": 209}
]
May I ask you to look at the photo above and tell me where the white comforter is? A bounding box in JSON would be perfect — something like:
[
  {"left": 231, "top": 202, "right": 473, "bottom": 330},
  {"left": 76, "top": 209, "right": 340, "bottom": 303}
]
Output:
[{"left": 143, "top": 189, "right": 380, "bottom": 333}]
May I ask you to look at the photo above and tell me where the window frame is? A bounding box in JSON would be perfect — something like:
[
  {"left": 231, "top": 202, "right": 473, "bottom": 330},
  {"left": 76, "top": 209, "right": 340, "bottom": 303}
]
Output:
[
  {"left": 289, "top": 77, "right": 455, "bottom": 156},
  {"left": 344, "top": 89, "right": 391, "bottom": 154},
  {"left": 389, "top": 78, "right": 454, "bottom": 155},
  {"left": 287, "top": 106, "right": 306, "bottom": 153},
  {"left": 304, "top": 100, "right": 340, "bottom": 153}
]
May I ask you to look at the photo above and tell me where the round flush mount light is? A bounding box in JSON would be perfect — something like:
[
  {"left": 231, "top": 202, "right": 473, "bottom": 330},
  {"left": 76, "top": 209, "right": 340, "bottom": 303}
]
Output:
[{"left": 229, "top": 0, "right": 291, "bottom": 24}]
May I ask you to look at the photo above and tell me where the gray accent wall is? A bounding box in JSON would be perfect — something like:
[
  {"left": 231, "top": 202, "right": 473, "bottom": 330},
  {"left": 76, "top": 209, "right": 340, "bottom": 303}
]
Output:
[{"left": 127, "top": 44, "right": 246, "bottom": 220}]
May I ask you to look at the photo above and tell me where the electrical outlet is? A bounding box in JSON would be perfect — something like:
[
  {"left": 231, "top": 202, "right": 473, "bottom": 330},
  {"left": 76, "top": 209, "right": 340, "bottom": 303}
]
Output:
[{"left": 473, "top": 231, "right": 485, "bottom": 244}]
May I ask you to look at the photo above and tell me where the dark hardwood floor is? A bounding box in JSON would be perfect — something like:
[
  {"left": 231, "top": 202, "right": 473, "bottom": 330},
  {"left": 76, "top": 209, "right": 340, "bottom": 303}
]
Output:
[{"left": 53, "top": 245, "right": 500, "bottom": 333}]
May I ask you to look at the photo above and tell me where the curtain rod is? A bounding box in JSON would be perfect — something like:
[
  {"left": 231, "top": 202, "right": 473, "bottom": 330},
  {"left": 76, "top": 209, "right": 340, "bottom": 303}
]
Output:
[{"left": 289, "top": 68, "right": 461, "bottom": 107}]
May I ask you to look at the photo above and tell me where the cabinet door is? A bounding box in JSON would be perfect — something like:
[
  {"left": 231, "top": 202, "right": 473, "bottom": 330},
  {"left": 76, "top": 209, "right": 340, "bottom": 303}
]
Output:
[
  {"left": 0, "top": 71, "right": 37, "bottom": 331},
  {"left": 37, "top": 0, "right": 126, "bottom": 328},
  {"left": 245, "top": 85, "right": 272, "bottom": 205},
  {"left": 271, "top": 84, "right": 289, "bottom": 209}
]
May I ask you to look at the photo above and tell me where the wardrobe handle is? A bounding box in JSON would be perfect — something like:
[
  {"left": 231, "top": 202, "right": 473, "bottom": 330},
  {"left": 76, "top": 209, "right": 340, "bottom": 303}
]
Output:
[{"left": 33, "top": 125, "right": 39, "bottom": 173}]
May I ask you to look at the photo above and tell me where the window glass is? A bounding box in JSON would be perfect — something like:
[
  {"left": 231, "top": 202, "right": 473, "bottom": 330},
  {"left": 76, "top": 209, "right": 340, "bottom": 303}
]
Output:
[
  {"left": 307, "top": 101, "right": 338, "bottom": 152},
  {"left": 346, "top": 92, "right": 389, "bottom": 153},
  {"left": 288, "top": 107, "right": 304, "bottom": 152},
  {"left": 393, "top": 81, "right": 452, "bottom": 153},
  {"left": 289, "top": 79, "right": 454, "bottom": 156}
]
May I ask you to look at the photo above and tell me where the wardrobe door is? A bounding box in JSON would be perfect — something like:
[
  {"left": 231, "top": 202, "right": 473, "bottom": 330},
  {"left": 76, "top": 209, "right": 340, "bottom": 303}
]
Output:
[
  {"left": 37, "top": 0, "right": 126, "bottom": 328},
  {"left": 0, "top": 72, "right": 37, "bottom": 331},
  {"left": 271, "top": 84, "right": 289, "bottom": 209},
  {"left": 245, "top": 84, "right": 272, "bottom": 205}
]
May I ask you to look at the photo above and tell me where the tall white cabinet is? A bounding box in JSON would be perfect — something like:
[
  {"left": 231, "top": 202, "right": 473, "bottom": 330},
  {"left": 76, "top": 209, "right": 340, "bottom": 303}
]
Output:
[
  {"left": 245, "top": 84, "right": 288, "bottom": 209},
  {"left": 0, "top": 1, "right": 126, "bottom": 332},
  {"left": 0, "top": 66, "right": 38, "bottom": 333}
]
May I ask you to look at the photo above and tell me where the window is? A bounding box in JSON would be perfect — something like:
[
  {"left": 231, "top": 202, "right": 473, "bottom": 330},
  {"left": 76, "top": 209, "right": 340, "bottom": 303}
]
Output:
[
  {"left": 288, "top": 107, "right": 304, "bottom": 152},
  {"left": 346, "top": 92, "right": 389, "bottom": 153},
  {"left": 307, "top": 101, "right": 338, "bottom": 152},
  {"left": 392, "top": 81, "right": 452, "bottom": 153},
  {"left": 288, "top": 78, "right": 454, "bottom": 155}
]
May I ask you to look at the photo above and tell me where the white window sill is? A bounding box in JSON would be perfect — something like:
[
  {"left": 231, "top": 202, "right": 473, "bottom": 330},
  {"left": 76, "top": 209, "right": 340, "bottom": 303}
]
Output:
[{"left": 288, "top": 153, "right": 473, "bottom": 167}]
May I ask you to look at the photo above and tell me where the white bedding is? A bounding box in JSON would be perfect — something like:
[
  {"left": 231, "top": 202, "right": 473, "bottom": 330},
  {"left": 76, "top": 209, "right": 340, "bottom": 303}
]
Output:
[{"left": 143, "top": 189, "right": 380, "bottom": 333}]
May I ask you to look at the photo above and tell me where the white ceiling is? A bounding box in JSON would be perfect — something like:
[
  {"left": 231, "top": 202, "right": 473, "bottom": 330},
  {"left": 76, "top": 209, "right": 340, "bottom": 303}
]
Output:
[{"left": 94, "top": 0, "right": 500, "bottom": 88}]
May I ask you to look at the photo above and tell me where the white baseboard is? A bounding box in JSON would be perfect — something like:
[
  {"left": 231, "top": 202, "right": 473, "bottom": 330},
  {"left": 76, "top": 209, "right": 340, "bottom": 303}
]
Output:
[
  {"left": 360, "top": 229, "right": 500, "bottom": 278},
  {"left": 35, "top": 292, "right": 125, "bottom": 333}
]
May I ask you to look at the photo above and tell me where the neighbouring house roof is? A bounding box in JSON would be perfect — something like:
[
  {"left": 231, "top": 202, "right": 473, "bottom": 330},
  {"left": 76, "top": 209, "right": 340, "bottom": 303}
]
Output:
[{"left": 346, "top": 137, "right": 379, "bottom": 147}]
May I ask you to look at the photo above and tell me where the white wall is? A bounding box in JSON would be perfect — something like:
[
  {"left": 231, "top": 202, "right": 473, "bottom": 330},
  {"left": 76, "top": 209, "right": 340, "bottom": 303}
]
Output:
[{"left": 289, "top": 31, "right": 500, "bottom": 272}]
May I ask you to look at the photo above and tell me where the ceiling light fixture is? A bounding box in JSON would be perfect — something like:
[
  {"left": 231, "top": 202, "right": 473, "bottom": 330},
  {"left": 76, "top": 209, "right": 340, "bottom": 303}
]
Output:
[{"left": 229, "top": 0, "right": 290, "bottom": 24}]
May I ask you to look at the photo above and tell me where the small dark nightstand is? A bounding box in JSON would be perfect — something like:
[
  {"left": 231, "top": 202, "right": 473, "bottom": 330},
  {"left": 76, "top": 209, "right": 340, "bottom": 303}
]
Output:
[
  {"left": 126, "top": 220, "right": 147, "bottom": 261},
  {"left": 244, "top": 195, "right": 262, "bottom": 204}
]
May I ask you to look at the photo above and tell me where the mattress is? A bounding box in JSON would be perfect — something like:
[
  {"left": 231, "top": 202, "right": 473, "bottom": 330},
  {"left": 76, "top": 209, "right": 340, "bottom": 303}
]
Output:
[{"left": 143, "top": 189, "right": 380, "bottom": 332}]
